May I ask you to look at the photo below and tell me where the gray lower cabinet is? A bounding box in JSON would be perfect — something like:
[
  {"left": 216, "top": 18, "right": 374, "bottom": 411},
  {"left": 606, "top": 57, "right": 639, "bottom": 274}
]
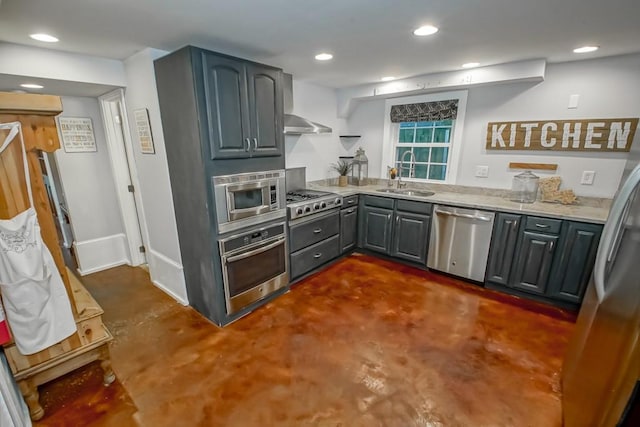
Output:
[
  {"left": 340, "top": 206, "right": 358, "bottom": 253},
  {"left": 290, "top": 235, "right": 340, "bottom": 279},
  {"left": 486, "top": 213, "right": 602, "bottom": 308},
  {"left": 360, "top": 206, "right": 394, "bottom": 253},
  {"left": 358, "top": 195, "right": 431, "bottom": 263},
  {"left": 486, "top": 213, "right": 522, "bottom": 285},
  {"left": 547, "top": 221, "right": 602, "bottom": 303},
  {"left": 391, "top": 211, "right": 430, "bottom": 263},
  {"left": 510, "top": 231, "right": 558, "bottom": 295},
  {"left": 289, "top": 210, "right": 341, "bottom": 279}
]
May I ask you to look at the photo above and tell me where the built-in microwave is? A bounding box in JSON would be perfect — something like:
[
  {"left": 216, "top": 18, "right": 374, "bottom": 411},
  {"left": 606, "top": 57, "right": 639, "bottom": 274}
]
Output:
[{"left": 213, "top": 170, "right": 286, "bottom": 233}]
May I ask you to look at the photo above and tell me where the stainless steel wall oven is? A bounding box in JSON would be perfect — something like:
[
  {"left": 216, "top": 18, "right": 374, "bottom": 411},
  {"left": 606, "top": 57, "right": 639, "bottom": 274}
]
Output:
[{"left": 219, "top": 222, "right": 288, "bottom": 315}]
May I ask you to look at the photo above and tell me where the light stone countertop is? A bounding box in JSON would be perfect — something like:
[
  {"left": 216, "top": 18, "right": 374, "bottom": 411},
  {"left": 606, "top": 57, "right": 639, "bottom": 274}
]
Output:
[{"left": 308, "top": 183, "right": 610, "bottom": 224}]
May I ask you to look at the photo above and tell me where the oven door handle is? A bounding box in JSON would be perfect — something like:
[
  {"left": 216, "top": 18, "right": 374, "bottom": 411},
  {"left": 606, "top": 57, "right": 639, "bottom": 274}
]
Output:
[{"left": 225, "top": 237, "right": 285, "bottom": 263}]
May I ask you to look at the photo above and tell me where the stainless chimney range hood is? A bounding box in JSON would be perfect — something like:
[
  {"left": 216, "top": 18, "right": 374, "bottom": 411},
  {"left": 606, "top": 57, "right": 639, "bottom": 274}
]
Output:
[{"left": 283, "top": 73, "right": 332, "bottom": 135}]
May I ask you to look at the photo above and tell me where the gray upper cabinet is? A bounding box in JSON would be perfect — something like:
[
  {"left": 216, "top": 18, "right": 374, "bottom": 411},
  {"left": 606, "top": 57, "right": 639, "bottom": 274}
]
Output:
[
  {"left": 510, "top": 231, "right": 558, "bottom": 295},
  {"left": 547, "top": 222, "right": 602, "bottom": 303},
  {"left": 340, "top": 206, "right": 358, "bottom": 253},
  {"left": 360, "top": 206, "right": 393, "bottom": 253},
  {"left": 246, "top": 64, "right": 283, "bottom": 157},
  {"left": 486, "top": 213, "right": 522, "bottom": 285},
  {"left": 203, "top": 53, "right": 251, "bottom": 159},
  {"left": 391, "top": 211, "right": 429, "bottom": 263},
  {"left": 202, "top": 51, "right": 283, "bottom": 160}
]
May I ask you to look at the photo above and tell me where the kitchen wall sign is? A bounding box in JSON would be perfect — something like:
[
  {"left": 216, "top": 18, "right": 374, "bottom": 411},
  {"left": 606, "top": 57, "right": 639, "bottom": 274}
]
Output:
[
  {"left": 58, "top": 117, "right": 97, "bottom": 153},
  {"left": 486, "top": 118, "right": 638, "bottom": 152},
  {"left": 134, "top": 108, "right": 155, "bottom": 154}
]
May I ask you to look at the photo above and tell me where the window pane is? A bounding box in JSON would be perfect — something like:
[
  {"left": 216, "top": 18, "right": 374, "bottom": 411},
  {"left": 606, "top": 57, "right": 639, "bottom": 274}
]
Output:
[
  {"left": 396, "top": 147, "right": 412, "bottom": 162},
  {"left": 433, "top": 127, "right": 451, "bottom": 143},
  {"left": 399, "top": 128, "right": 415, "bottom": 142},
  {"left": 415, "top": 127, "right": 433, "bottom": 142},
  {"left": 399, "top": 122, "right": 416, "bottom": 128},
  {"left": 414, "top": 147, "right": 430, "bottom": 162},
  {"left": 433, "top": 120, "right": 453, "bottom": 126},
  {"left": 430, "top": 147, "right": 449, "bottom": 163},
  {"left": 414, "top": 164, "right": 428, "bottom": 179},
  {"left": 428, "top": 165, "right": 447, "bottom": 180},
  {"left": 416, "top": 121, "right": 434, "bottom": 128}
]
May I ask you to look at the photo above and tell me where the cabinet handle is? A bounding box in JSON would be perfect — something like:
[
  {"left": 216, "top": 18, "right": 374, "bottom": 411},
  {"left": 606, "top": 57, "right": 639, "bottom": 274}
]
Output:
[
  {"left": 313, "top": 253, "right": 322, "bottom": 259},
  {"left": 511, "top": 220, "right": 518, "bottom": 232},
  {"left": 348, "top": 199, "right": 355, "bottom": 204},
  {"left": 346, "top": 208, "right": 355, "bottom": 214},
  {"left": 535, "top": 223, "right": 550, "bottom": 228},
  {"left": 548, "top": 241, "right": 555, "bottom": 252},
  {"left": 313, "top": 228, "right": 322, "bottom": 234},
  {"left": 244, "top": 138, "right": 250, "bottom": 152},
  {"left": 396, "top": 215, "right": 400, "bottom": 225},
  {"left": 252, "top": 137, "right": 258, "bottom": 151}
]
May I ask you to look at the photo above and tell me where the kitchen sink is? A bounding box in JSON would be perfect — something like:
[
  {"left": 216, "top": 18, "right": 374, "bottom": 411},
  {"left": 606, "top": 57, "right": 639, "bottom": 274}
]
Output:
[{"left": 376, "top": 188, "right": 435, "bottom": 197}]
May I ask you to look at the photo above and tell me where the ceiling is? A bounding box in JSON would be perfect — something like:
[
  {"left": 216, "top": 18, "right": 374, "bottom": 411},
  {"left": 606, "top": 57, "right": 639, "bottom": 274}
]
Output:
[{"left": 0, "top": 0, "right": 639, "bottom": 88}]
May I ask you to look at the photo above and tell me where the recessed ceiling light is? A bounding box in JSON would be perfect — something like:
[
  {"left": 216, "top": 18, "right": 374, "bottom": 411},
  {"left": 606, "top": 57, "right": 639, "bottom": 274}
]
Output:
[
  {"left": 315, "top": 53, "right": 333, "bottom": 61},
  {"left": 20, "top": 83, "right": 44, "bottom": 89},
  {"left": 29, "top": 33, "right": 59, "bottom": 43},
  {"left": 462, "top": 62, "right": 480, "bottom": 69},
  {"left": 573, "top": 46, "right": 598, "bottom": 53},
  {"left": 413, "top": 25, "right": 439, "bottom": 36},
  {"left": 381, "top": 76, "right": 396, "bottom": 82}
]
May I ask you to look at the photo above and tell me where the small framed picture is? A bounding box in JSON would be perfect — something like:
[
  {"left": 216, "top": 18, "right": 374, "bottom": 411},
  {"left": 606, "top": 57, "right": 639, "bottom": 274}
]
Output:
[
  {"left": 58, "top": 117, "right": 97, "bottom": 153},
  {"left": 134, "top": 108, "right": 155, "bottom": 154}
]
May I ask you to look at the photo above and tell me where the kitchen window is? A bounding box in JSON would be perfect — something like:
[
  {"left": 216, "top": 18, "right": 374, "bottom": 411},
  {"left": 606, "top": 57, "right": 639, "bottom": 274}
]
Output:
[{"left": 382, "top": 91, "right": 467, "bottom": 184}]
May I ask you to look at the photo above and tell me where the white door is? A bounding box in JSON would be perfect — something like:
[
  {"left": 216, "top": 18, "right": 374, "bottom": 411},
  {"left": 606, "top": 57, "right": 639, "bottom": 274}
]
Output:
[{"left": 99, "top": 89, "right": 148, "bottom": 266}]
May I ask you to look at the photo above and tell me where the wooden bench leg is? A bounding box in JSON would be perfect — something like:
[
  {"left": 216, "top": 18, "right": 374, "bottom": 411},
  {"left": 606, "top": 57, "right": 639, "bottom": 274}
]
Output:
[
  {"left": 18, "top": 379, "right": 44, "bottom": 421},
  {"left": 99, "top": 346, "right": 116, "bottom": 386}
]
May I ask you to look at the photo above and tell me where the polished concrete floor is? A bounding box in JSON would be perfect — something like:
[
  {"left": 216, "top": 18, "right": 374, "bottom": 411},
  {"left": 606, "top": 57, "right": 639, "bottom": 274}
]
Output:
[{"left": 35, "top": 254, "right": 575, "bottom": 426}]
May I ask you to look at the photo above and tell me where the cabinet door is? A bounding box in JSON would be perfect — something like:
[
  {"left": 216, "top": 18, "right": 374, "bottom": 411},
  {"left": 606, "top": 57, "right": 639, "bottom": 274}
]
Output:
[
  {"left": 547, "top": 222, "right": 602, "bottom": 303},
  {"left": 202, "top": 53, "right": 250, "bottom": 159},
  {"left": 360, "top": 207, "right": 393, "bottom": 254},
  {"left": 486, "top": 213, "right": 522, "bottom": 285},
  {"left": 246, "top": 64, "right": 283, "bottom": 157},
  {"left": 340, "top": 207, "right": 358, "bottom": 253},
  {"left": 511, "top": 231, "right": 558, "bottom": 295},
  {"left": 391, "top": 212, "right": 430, "bottom": 263}
]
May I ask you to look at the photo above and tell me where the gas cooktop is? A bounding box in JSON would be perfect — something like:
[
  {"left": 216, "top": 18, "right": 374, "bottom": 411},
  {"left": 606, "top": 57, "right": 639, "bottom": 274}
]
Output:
[{"left": 286, "top": 189, "right": 343, "bottom": 220}]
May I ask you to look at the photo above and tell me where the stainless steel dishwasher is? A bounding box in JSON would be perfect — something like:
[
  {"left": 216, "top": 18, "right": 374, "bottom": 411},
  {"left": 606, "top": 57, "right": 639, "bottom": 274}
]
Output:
[{"left": 427, "top": 205, "right": 496, "bottom": 282}]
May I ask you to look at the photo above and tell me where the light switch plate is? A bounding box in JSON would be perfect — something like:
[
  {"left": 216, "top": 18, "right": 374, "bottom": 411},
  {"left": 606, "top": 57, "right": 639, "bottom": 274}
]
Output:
[
  {"left": 581, "top": 170, "right": 595, "bottom": 185},
  {"left": 475, "top": 165, "right": 489, "bottom": 178}
]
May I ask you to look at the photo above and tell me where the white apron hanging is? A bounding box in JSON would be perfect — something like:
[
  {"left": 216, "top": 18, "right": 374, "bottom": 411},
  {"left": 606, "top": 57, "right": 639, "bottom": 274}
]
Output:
[{"left": 0, "top": 122, "right": 76, "bottom": 355}]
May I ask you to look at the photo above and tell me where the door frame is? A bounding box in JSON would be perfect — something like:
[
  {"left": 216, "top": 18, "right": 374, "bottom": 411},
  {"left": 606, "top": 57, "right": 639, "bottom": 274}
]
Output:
[{"left": 99, "top": 88, "right": 148, "bottom": 266}]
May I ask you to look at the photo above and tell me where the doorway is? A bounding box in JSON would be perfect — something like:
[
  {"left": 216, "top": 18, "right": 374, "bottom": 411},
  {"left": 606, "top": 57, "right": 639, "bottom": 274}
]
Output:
[{"left": 99, "top": 89, "right": 148, "bottom": 267}]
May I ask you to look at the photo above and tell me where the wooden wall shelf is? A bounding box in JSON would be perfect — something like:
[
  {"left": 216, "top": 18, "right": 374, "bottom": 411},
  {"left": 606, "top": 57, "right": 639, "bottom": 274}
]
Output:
[{"left": 509, "top": 162, "right": 558, "bottom": 171}]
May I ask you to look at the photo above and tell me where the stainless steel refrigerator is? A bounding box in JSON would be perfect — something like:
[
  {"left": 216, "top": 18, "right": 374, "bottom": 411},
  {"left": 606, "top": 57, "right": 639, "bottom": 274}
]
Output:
[{"left": 562, "top": 144, "right": 640, "bottom": 425}]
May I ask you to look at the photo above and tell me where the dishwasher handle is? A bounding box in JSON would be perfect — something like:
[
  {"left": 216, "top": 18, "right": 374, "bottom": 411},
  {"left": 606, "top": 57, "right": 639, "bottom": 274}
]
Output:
[{"left": 434, "top": 208, "right": 492, "bottom": 222}]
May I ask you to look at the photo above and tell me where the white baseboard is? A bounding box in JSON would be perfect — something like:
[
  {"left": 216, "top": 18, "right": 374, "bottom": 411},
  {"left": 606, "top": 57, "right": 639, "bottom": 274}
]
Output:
[
  {"left": 75, "top": 234, "right": 130, "bottom": 276},
  {"left": 147, "top": 249, "right": 189, "bottom": 305}
]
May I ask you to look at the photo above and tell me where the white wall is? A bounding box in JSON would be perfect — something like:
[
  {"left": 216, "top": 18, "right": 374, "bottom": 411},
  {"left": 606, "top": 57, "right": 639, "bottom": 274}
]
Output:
[
  {"left": 284, "top": 80, "right": 351, "bottom": 181},
  {"left": 0, "top": 42, "right": 126, "bottom": 87},
  {"left": 347, "top": 53, "right": 640, "bottom": 198},
  {"left": 122, "top": 48, "right": 188, "bottom": 304},
  {"left": 55, "top": 96, "right": 128, "bottom": 274}
]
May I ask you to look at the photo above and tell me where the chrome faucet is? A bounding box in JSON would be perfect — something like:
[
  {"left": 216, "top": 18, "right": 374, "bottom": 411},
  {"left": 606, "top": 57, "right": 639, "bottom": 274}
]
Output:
[{"left": 398, "top": 151, "right": 415, "bottom": 188}]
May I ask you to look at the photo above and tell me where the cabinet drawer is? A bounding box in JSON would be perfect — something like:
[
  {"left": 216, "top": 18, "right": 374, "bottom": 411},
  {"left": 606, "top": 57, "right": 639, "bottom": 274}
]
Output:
[
  {"left": 289, "top": 210, "right": 340, "bottom": 252},
  {"left": 290, "top": 235, "right": 340, "bottom": 278},
  {"left": 342, "top": 195, "right": 359, "bottom": 209},
  {"left": 396, "top": 199, "right": 432, "bottom": 215},
  {"left": 525, "top": 216, "right": 562, "bottom": 234},
  {"left": 363, "top": 195, "right": 395, "bottom": 209}
]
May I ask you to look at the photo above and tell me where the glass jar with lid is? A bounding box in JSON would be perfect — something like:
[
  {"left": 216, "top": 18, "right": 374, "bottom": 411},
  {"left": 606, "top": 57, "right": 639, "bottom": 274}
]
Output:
[{"left": 510, "top": 170, "right": 539, "bottom": 203}]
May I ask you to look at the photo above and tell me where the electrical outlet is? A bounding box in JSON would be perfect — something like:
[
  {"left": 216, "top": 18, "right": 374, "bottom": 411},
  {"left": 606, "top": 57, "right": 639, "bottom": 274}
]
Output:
[
  {"left": 475, "top": 165, "right": 489, "bottom": 178},
  {"left": 568, "top": 94, "right": 580, "bottom": 109},
  {"left": 581, "top": 170, "right": 595, "bottom": 185}
]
